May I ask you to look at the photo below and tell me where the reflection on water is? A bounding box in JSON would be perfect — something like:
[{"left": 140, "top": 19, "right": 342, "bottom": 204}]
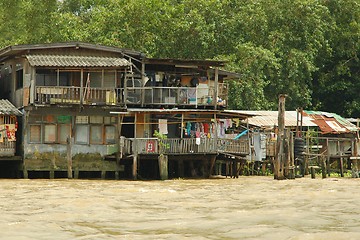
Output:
[{"left": 1, "top": 177, "right": 360, "bottom": 239}]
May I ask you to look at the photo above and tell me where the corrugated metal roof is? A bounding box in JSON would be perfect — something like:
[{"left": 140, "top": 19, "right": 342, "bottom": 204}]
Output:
[
  {"left": 26, "top": 54, "right": 131, "bottom": 67},
  {"left": 230, "top": 111, "right": 317, "bottom": 128},
  {"left": 0, "top": 100, "right": 22, "bottom": 116},
  {"left": 0, "top": 42, "right": 144, "bottom": 62},
  {"left": 303, "top": 111, "right": 358, "bottom": 134}
]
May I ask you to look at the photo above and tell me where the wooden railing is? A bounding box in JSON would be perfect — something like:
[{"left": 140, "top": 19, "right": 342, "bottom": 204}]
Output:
[
  {"left": 217, "top": 139, "right": 249, "bottom": 154},
  {"left": 130, "top": 138, "right": 249, "bottom": 155},
  {"left": 0, "top": 141, "right": 16, "bottom": 157},
  {"left": 35, "top": 86, "right": 227, "bottom": 106},
  {"left": 35, "top": 86, "right": 124, "bottom": 105},
  {"left": 35, "top": 85, "right": 228, "bottom": 107}
]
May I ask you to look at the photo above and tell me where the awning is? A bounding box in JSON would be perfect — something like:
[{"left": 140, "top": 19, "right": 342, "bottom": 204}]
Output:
[
  {"left": 26, "top": 54, "right": 131, "bottom": 68},
  {"left": 0, "top": 100, "right": 22, "bottom": 116}
]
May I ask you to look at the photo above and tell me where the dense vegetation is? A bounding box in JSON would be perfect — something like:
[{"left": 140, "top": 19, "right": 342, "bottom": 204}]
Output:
[{"left": 0, "top": 0, "right": 359, "bottom": 116}]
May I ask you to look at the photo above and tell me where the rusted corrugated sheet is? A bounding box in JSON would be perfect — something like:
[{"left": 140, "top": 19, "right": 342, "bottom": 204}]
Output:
[
  {"left": 0, "top": 100, "right": 22, "bottom": 116},
  {"left": 303, "top": 111, "right": 358, "bottom": 134},
  {"left": 26, "top": 54, "right": 131, "bottom": 67}
]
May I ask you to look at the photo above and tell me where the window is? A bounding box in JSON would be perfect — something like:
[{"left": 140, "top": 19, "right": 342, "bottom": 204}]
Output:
[
  {"left": 58, "top": 124, "right": 71, "bottom": 143},
  {"left": 90, "top": 125, "right": 103, "bottom": 144},
  {"left": 105, "top": 125, "right": 116, "bottom": 144},
  {"left": 75, "top": 125, "right": 89, "bottom": 144},
  {"left": 90, "top": 116, "right": 103, "bottom": 124},
  {"left": 44, "top": 124, "right": 56, "bottom": 143},
  {"left": 16, "top": 69, "right": 24, "bottom": 89},
  {"left": 29, "top": 125, "right": 41, "bottom": 143},
  {"left": 76, "top": 116, "right": 88, "bottom": 124}
]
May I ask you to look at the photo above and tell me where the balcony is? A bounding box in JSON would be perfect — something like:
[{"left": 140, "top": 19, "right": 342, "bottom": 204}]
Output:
[
  {"left": 35, "top": 86, "right": 124, "bottom": 105},
  {"left": 130, "top": 138, "right": 249, "bottom": 156},
  {"left": 34, "top": 85, "right": 228, "bottom": 107},
  {"left": 0, "top": 141, "right": 16, "bottom": 157}
]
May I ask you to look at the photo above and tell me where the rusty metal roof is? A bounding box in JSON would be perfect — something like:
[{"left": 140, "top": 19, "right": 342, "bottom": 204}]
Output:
[
  {"left": 303, "top": 111, "right": 358, "bottom": 134},
  {"left": 0, "top": 100, "right": 22, "bottom": 116},
  {"left": 26, "top": 54, "right": 131, "bottom": 68}
]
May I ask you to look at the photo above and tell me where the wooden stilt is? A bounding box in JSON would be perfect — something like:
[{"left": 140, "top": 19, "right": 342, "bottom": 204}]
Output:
[
  {"left": 158, "top": 155, "right": 168, "bottom": 180},
  {"left": 209, "top": 156, "right": 216, "bottom": 177},
  {"left": 274, "top": 94, "right": 286, "bottom": 180},
  {"left": 132, "top": 155, "right": 138, "bottom": 180},
  {"left": 339, "top": 158, "right": 344, "bottom": 177},
  {"left": 67, "top": 137, "right": 73, "bottom": 179},
  {"left": 321, "top": 156, "right": 327, "bottom": 179},
  {"left": 178, "top": 159, "right": 184, "bottom": 178},
  {"left": 352, "top": 140, "right": 359, "bottom": 178},
  {"left": 351, "top": 158, "right": 359, "bottom": 178},
  {"left": 23, "top": 166, "right": 28, "bottom": 179},
  {"left": 190, "top": 160, "right": 196, "bottom": 177},
  {"left": 311, "top": 167, "right": 315, "bottom": 179},
  {"left": 225, "top": 162, "right": 229, "bottom": 178},
  {"left": 262, "top": 161, "right": 266, "bottom": 175}
]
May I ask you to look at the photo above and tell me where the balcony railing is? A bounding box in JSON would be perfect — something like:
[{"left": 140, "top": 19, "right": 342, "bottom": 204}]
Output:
[
  {"left": 131, "top": 138, "right": 249, "bottom": 155},
  {"left": 35, "top": 86, "right": 124, "bottom": 105},
  {"left": 34, "top": 85, "right": 227, "bottom": 107},
  {"left": 0, "top": 141, "right": 16, "bottom": 157}
]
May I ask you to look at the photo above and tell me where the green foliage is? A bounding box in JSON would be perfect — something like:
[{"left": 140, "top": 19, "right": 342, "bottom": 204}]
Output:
[
  {"left": 0, "top": 0, "right": 359, "bottom": 117},
  {"left": 153, "top": 130, "right": 169, "bottom": 155}
]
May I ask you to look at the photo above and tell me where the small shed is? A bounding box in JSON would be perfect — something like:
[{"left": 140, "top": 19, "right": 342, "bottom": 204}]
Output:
[{"left": 0, "top": 99, "right": 22, "bottom": 157}]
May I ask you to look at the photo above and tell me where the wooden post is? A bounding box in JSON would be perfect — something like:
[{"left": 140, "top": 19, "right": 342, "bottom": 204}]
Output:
[
  {"left": 132, "top": 155, "right": 138, "bottom": 180},
  {"left": 311, "top": 167, "right": 316, "bottom": 179},
  {"left": 80, "top": 69, "right": 84, "bottom": 105},
  {"left": 321, "top": 155, "right": 327, "bottom": 179},
  {"left": 352, "top": 139, "right": 359, "bottom": 178},
  {"left": 326, "top": 138, "right": 330, "bottom": 177},
  {"left": 133, "top": 113, "right": 138, "bottom": 180},
  {"left": 339, "top": 157, "right": 344, "bottom": 177},
  {"left": 261, "top": 161, "right": 267, "bottom": 175},
  {"left": 158, "top": 155, "right": 168, "bottom": 180},
  {"left": 209, "top": 155, "right": 216, "bottom": 177},
  {"left": 214, "top": 67, "right": 219, "bottom": 110},
  {"left": 101, "top": 171, "right": 106, "bottom": 179},
  {"left": 274, "top": 94, "right": 286, "bottom": 180},
  {"left": 178, "top": 159, "right": 184, "bottom": 178},
  {"left": 67, "top": 137, "right": 73, "bottom": 179},
  {"left": 23, "top": 164, "right": 28, "bottom": 179},
  {"left": 284, "top": 129, "right": 292, "bottom": 179},
  {"left": 141, "top": 62, "right": 145, "bottom": 107}
]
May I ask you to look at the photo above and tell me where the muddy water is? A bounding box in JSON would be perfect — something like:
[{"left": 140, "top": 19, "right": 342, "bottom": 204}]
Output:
[{"left": 1, "top": 177, "right": 360, "bottom": 240}]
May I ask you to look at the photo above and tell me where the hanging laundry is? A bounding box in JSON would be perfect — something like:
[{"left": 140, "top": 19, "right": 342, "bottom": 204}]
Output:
[
  {"left": 158, "top": 119, "right": 168, "bottom": 134},
  {"left": 195, "top": 131, "right": 201, "bottom": 145},
  {"left": 233, "top": 118, "right": 240, "bottom": 127},
  {"left": 203, "top": 123, "right": 209, "bottom": 134},
  {"left": 186, "top": 122, "right": 191, "bottom": 136}
]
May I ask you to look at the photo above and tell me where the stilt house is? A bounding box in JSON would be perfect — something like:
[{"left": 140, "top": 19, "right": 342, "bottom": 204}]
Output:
[{"left": 0, "top": 42, "right": 251, "bottom": 179}]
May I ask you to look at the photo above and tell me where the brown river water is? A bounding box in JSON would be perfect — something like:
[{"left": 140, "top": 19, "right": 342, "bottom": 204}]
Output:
[{"left": 1, "top": 176, "right": 360, "bottom": 240}]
